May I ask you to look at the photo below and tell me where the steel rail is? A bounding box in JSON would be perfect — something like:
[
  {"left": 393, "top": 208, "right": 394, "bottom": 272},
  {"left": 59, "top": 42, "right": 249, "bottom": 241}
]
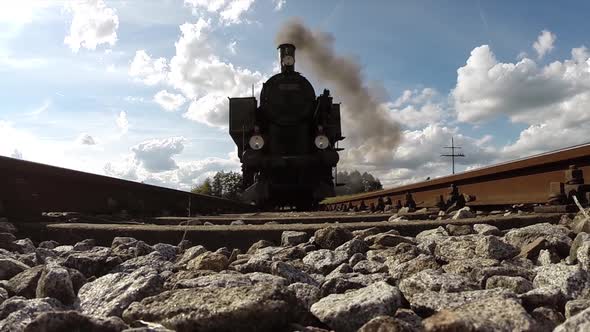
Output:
[
  {"left": 0, "top": 156, "right": 254, "bottom": 218},
  {"left": 322, "top": 143, "right": 590, "bottom": 210}
]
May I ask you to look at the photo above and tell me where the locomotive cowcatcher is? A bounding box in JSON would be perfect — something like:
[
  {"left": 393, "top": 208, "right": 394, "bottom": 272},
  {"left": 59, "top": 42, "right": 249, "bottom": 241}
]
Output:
[{"left": 228, "top": 43, "right": 343, "bottom": 209}]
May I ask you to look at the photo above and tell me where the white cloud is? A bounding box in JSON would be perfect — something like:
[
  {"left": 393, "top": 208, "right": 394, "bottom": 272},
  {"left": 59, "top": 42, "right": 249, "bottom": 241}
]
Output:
[
  {"left": 128, "top": 50, "right": 168, "bottom": 85},
  {"left": 128, "top": 18, "right": 265, "bottom": 128},
  {"left": 0, "top": 56, "right": 48, "bottom": 70},
  {"left": 533, "top": 30, "right": 556, "bottom": 59},
  {"left": 184, "top": 0, "right": 255, "bottom": 25},
  {"left": 0, "top": 0, "right": 54, "bottom": 25},
  {"left": 105, "top": 150, "right": 240, "bottom": 191},
  {"left": 154, "top": 90, "right": 187, "bottom": 112},
  {"left": 273, "top": 0, "right": 286, "bottom": 11},
  {"left": 64, "top": 0, "right": 120, "bottom": 53},
  {"left": 116, "top": 111, "right": 129, "bottom": 134},
  {"left": 131, "top": 137, "right": 186, "bottom": 172},
  {"left": 452, "top": 44, "right": 590, "bottom": 124},
  {"left": 387, "top": 88, "right": 444, "bottom": 128},
  {"left": 77, "top": 133, "right": 96, "bottom": 145}
]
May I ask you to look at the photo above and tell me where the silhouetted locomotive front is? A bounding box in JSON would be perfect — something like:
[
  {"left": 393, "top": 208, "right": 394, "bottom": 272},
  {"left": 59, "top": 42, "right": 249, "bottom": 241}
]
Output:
[{"left": 229, "top": 44, "right": 343, "bottom": 209}]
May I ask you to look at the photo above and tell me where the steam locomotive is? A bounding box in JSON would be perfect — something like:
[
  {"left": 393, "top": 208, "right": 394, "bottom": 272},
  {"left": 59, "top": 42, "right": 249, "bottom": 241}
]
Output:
[{"left": 229, "top": 44, "right": 343, "bottom": 209}]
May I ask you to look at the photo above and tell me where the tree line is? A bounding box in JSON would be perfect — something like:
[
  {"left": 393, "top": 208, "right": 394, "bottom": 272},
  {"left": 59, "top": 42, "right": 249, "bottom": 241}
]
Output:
[{"left": 192, "top": 169, "right": 382, "bottom": 200}]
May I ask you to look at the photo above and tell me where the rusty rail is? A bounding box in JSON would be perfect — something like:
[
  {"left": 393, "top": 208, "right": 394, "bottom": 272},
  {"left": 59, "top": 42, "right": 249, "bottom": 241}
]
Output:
[
  {"left": 0, "top": 156, "right": 254, "bottom": 218},
  {"left": 322, "top": 143, "right": 590, "bottom": 211}
]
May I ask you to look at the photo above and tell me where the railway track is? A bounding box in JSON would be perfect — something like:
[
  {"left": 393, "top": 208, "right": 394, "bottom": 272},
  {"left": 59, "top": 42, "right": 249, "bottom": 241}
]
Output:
[
  {"left": 0, "top": 155, "right": 254, "bottom": 218},
  {"left": 322, "top": 143, "right": 590, "bottom": 213}
]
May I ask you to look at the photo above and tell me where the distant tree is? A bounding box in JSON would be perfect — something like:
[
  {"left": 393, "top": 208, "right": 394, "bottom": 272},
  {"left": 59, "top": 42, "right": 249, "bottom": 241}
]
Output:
[
  {"left": 335, "top": 169, "right": 382, "bottom": 195},
  {"left": 191, "top": 178, "right": 212, "bottom": 195},
  {"left": 196, "top": 171, "right": 243, "bottom": 200}
]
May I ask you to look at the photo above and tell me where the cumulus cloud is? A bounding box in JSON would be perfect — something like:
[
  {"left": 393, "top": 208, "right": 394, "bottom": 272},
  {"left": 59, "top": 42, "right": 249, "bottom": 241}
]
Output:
[
  {"left": 184, "top": 0, "right": 255, "bottom": 25},
  {"left": 154, "top": 90, "right": 187, "bottom": 112},
  {"left": 533, "top": 30, "right": 556, "bottom": 59},
  {"left": 452, "top": 42, "right": 590, "bottom": 157},
  {"left": 386, "top": 88, "right": 444, "bottom": 128},
  {"left": 131, "top": 137, "right": 186, "bottom": 172},
  {"left": 77, "top": 133, "right": 96, "bottom": 145},
  {"left": 129, "top": 18, "right": 265, "bottom": 128},
  {"left": 64, "top": 0, "right": 119, "bottom": 52},
  {"left": 116, "top": 111, "right": 129, "bottom": 134},
  {"left": 129, "top": 50, "right": 168, "bottom": 85}
]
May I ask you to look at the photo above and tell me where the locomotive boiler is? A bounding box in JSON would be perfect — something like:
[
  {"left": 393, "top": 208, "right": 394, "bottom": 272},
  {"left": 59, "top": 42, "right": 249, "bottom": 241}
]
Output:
[{"left": 229, "top": 43, "right": 343, "bottom": 209}]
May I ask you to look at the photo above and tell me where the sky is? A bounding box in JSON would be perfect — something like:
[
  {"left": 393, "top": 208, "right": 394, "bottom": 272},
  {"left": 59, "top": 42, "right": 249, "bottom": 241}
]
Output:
[{"left": 1, "top": 0, "right": 590, "bottom": 191}]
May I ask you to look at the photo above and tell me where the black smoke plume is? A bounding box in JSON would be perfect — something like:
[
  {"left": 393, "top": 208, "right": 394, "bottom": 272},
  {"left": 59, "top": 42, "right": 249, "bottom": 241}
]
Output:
[{"left": 275, "top": 18, "right": 401, "bottom": 166}]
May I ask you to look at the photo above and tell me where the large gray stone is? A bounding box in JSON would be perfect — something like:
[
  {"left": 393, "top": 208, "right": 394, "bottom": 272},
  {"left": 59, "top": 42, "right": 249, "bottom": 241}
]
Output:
[
  {"left": 434, "top": 236, "right": 478, "bottom": 262},
  {"left": 0, "top": 297, "right": 63, "bottom": 332},
  {"left": 334, "top": 237, "right": 369, "bottom": 257},
  {"left": 173, "top": 272, "right": 286, "bottom": 289},
  {"left": 357, "top": 315, "right": 416, "bottom": 332},
  {"left": 367, "top": 243, "right": 418, "bottom": 264},
  {"left": 577, "top": 241, "right": 590, "bottom": 271},
  {"left": 36, "top": 265, "right": 76, "bottom": 305},
  {"left": 288, "top": 282, "right": 320, "bottom": 310},
  {"left": 314, "top": 226, "right": 353, "bottom": 250},
  {"left": 271, "top": 261, "right": 318, "bottom": 286},
  {"left": 303, "top": 249, "right": 348, "bottom": 274},
  {"left": 0, "top": 287, "right": 6, "bottom": 305},
  {"left": 442, "top": 257, "right": 499, "bottom": 277},
  {"left": 353, "top": 260, "right": 387, "bottom": 274},
  {"left": 485, "top": 275, "right": 533, "bottom": 294},
  {"left": 531, "top": 307, "right": 565, "bottom": 332},
  {"left": 387, "top": 254, "right": 440, "bottom": 281},
  {"left": 554, "top": 306, "right": 590, "bottom": 332},
  {"left": 399, "top": 269, "right": 479, "bottom": 300},
  {"left": 365, "top": 234, "right": 415, "bottom": 249},
  {"left": 23, "top": 310, "right": 128, "bottom": 332},
  {"left": 565, "top": 299, "right": 590, "bottom": 319},
  {"left": 475, "top": 235, "right": 519, "bottom": 260},
  {"left": 6, "top": 265, "right": 44, "bottom": 298},
  {"left": 281, "top": 231, "right": 308, "bottom": 246},
  {"left": 518, "top": 286, "right": 566, "bottom": 310},
  {"left": 0, "top": 258, "right": 30, "bottom": 280},
  {"left": 187, "top": 251, "right": 228, "bottom": 272},
  {"left": 79, "top": 267, "right": 163, "bottom": 318},
  {"left": 568, "top": 232, "right": 590, "bottom": 263},
  {"left": 310, "top": 281, "right": 402, "bottom": 332},
  {"left": 112, "top": 251, "right": 173, "bottom": 273},
  {"left": 14, "top": 238, "right": 36, "bottom": 254},
  {"left": 473, "top": 223, "right": 501, "bottom": 236},
  {"left": 320, "top": 273, "right": 392, "bottom": 296},
  {"left": 533, "top": 264, "right": 590, "bottom": 299},
  {"left": 408, "top": 288, "right": 514, "bottom": 315},
  {"left": 175, "top": 245, "right": 207, "bottom": 268},
  {"left": 422, "top": 295, "right": 538, "bottom": 332},
  {"left": 505, "top": 223, "right": 572, "bottom": 255},
  {"left": 63, "top": 247, "right": 121, "bottom": 277},
  {"left": 123, "top": 283, "right": 298, "bottom": 332},
  {"left": 152, "top": 243, "right": 178, "bottom": 261}
]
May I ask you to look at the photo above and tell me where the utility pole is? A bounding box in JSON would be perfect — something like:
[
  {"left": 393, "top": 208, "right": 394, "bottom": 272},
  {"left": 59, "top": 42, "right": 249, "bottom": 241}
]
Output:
[{"left": 441, "top": 136, "right": 465, "bottom": 174}]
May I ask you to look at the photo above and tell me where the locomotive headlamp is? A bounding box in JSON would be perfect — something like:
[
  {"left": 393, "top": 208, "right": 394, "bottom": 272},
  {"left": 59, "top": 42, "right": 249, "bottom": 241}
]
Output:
[
  {"left": 249, "top": 135, "right": 264, "bottom": 150},
  {"left": 314, "top": 135, "right": 330, "bottom": 150}
]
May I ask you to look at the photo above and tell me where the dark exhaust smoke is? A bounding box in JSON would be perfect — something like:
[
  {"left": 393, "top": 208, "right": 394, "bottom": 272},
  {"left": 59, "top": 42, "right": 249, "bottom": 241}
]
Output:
[{"left": 275, "top": 18, "right": 401, "bottom": 166}]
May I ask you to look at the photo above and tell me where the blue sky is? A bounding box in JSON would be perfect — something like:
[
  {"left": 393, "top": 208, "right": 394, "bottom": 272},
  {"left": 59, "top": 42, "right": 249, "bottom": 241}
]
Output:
[{"left": 1, "top": 0, "right": 590, "bottom": 190}]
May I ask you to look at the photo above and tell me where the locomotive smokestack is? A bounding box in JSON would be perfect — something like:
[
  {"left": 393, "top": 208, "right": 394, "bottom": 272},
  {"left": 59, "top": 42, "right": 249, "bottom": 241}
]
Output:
[{"left": 278, "top": 43, "right": 296, "bottom": 73}]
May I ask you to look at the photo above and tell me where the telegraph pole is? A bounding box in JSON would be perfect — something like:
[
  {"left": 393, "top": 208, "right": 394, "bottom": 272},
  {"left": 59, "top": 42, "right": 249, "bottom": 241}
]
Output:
[{"left": 441, "top": 136, "right": 465, "bottom": 174}]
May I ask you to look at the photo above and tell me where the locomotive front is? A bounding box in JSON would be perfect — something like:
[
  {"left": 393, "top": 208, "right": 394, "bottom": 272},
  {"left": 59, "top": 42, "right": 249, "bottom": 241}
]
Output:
[{"left": 229, "top": 44, "right": 343, "bottom": 209}]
